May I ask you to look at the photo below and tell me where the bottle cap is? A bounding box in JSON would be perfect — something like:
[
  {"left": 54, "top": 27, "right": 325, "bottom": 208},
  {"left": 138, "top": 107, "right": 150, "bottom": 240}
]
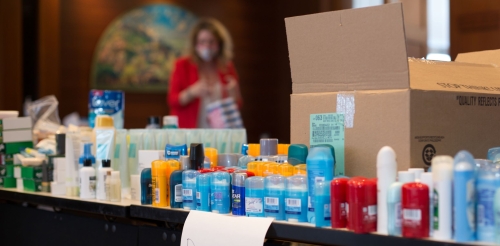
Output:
[
  {"left": 141, "top": 168, "right": 152, "bottom": 180},
  {"left": 247, "top": 144, "right": 260, "bottom": 157},
  {"left": 102, "top": 159, "right": 111, "bottom": 168},
  {"left": 286, "top": 175, "right": 307, "bottom": 190},
  {"left": 55, "top": 133, "right": 66, "bottom": 155},
  {"left": 163, "top": 115, "right": 178, "bottom": 127},
  {"left": 148, "top": 116, "right": 160, "bottom": 125},
  {"left": 241, "top": 144, "right": 249, "bottom": 155},
  {"left": 432, "top": 155, "right": 454, "bottom": 180},
  {"left": 264, "top": 174, "right": 285, "bottom": 189},
  {"left": 232, "top": 172, "right": 248, "bottom": 186},
  {"left": 197, "top": 173, "right": 211, "bottom": 185},
  {"left": 180, "top": 155, "right": 190, "bottom": 170},
  {"left": 278, "top": 163, "right": 294, "bottom": 177},
  {"left": 376, "top": 146, "right": 396, "bottom": 169},
  {"left": 398, "top": 171, "right": 415, "bottom": 183},
  {"left": 79, "top": 143, "right": 96, "bottom": 164},
  {"left": 190, "top": 143, "right": 205, "bottom": 170},
  {"left": 310, "top": 144, "right": 335, "bottom": 165},
  {"left": 83, "top": 158, "right": 93, "bottom": 167},
  {"left": 95, "top": 115, "right": 114, "bottom": 127},
  {"left": 111, "top": 171, "right": 120, "bottom": 179},
  {"left": 218, "top": 153, "right": 241, "bottom": 167},
  {"left": 288, "top": 144, "right": 308, "bottom": 165},
  {"left": 278, "top": 144, "right": 290, "bottom": 155},
  {"left": 408, "top": 168, "right": 424, "bottom": 180},
  {"left": 183, "top": 170, "right": 199, "bottom": 182},
  {"left": 454, "top": 150, "right": 475, "bottom": 171},
  {"left": 488, "top": 147, "right": 500, "bottom": 163},
  {"left": 245, "top": 176, "right": 265, "bottom": 189},
  {"left": 260, "top": 139, "right": 278, "bottom": 156}
]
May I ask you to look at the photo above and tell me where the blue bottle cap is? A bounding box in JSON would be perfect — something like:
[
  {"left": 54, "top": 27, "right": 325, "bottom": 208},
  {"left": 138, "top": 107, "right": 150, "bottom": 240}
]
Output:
[
  {"left": 487, "top": 147, "right": 500, "bottom": 163},
  {"left": 288, "top": 144, "right": 308, "bottom": 165},
  {"left": 79, "top": 143, "right": 95, "bottom": 164},
  {"left": 310, "top": 144, "right": 335, "bottom": 165},
  {"left": 241, "top": 144, "right": 249, "bottom": 155}
]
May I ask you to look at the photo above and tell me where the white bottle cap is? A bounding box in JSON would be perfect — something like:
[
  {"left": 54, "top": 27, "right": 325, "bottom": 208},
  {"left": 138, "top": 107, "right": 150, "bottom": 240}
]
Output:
[
  {"left": 376, "top": 146, "right": 397, "bottom": 168},
  {"left": 111, "top": 171, "right": 120, "bottom": 179},
  {"left": 408, "top": 168, "right": 425, "bottom": 181},
  {"left": 432, "top": 155, "right": 454, "bottom": 181},
  {"left": 163, "top": 115, "right": 178, "bottom": 127},
  {"left": 398, "top": 171, "right": 415, "bottom": 183}
]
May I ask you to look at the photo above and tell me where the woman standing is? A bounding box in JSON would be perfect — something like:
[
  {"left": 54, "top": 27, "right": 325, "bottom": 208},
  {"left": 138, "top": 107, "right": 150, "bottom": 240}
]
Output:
[{"left": 167, "top": 18, "right": 242, "bottom": 128}]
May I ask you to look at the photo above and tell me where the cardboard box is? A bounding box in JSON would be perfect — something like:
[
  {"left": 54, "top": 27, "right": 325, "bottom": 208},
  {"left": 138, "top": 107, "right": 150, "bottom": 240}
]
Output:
[
  {"left": 2, "top": 129, "right": 33, "bottom": 143},
  {"left": 138, "top": 150, "right": 164, "bottom": 173},
  {"left": 286, "top": 3, "right": 500, "bottom": 177},
  {"left": 2, "top": 117, "right": 32, "bottom": 131}
]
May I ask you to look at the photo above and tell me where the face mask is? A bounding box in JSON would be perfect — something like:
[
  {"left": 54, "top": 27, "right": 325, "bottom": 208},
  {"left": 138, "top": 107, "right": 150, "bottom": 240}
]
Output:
[{"left": 197, "top": 47, "right": 215, "bottom": 62}]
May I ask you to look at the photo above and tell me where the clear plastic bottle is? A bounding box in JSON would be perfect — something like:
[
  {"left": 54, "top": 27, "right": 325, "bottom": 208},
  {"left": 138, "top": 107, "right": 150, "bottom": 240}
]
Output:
[
  {"left": 182, "top": 170, "right": 199, "bottom": 210},
  {"left": 306, "top": 146, "right": 334, "bottom": 223},
  {"left": 453, "top": 151, "right": 476, "bottom": 242},
  {"left": 264, "top": 175, "right": 286, "bottom": 220},
  {"left": 110, "top": 171, "right": 121, "bottom": 202},
  {"left": 245, "top": 176, "right": 265, "bottom": 217},
  {"left": 285, "top": 175, "right": 308, "bottom": 222}
]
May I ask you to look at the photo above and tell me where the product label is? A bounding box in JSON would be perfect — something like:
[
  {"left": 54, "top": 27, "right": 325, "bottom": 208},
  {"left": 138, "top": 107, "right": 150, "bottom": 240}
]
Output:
[
  {"left": 346, "top": 203, "right": 349, "bottom": 217},
  {"left": 324, "top": 203, "right": 331, "bottom": 220},
  {"left": 245, "top": 197, "right": 263, "bottom": 213},
  {"left": 232, "top": 185, "right": 245, "bottom": 210},
  {"left": 395, "top": 202, "right": 402, "bottom": 227},
  {"left": 175, "top": 184, "right": 183, "bottom": 202},
  {"left": 341, "top": 202, "right": 347, "bottom": 218},
  {"left": 433, "top": 188, "right": 439, "bottom": 230},
  {"left": 196, "top": 192, "right": 201, "bottom": 207},
  {"left": 214, "top": 191, "right": 224, "bottom": 203},
  {"left": 155, "top": 188, "right": 160, "bottom": 203},
  {"left": 403, "top": 209, "right": 422, "bottom": 228},
  {"left": 264, "top": 197, "right": 280, "bottom": 213},
  {"left": 466, "top": 179, "right": 475, "bottom": 231},
  {"left": 285, "top": 198, "right": 302, "bottom": 215},
  {"left": 89, "top": 176, "right": 96, "bottom": 196},
  {"left": 183, "top": 189, "right": 193, "bottom": 203},
  {"left": 477, "top": 181, "right": 495, "bottom": 227},
  {"left": 309, "top": 113, "right": 345, "bottom": 176},
  {"left": 307, "top": 171, "right": 325, "bottom": 212}
]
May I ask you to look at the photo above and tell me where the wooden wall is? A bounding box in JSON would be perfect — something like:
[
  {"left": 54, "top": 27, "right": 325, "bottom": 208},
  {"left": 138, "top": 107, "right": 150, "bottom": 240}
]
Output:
[
  {"left": 36, "top": 0, "right": 339, "bottom": 143},
  {"left": 0, "top": 0, "right": 23, "bottom": 112},
  {"left": 450, "top": 0, "right": 500, "bottom": 60}
]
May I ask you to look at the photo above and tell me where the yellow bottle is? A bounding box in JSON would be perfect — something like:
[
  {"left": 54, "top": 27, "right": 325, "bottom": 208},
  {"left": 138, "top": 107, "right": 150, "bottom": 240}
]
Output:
[
  {"left": 278, "top": 144, "right": 290, "bottom": 155},
  {"left": 165, "top": 159, "right": 180, "bottom": 207},
  {"left": 247, "top": 144, "right": 260, "bottom": 157},
  {"left": 260, "top": 162, "right": 279, "bottom": 177},
  {"left": 293, "top": 164, "right": 307, "bottom": 175},
  {"left": 152, "top": 160, "right": 168, "bottom": 207},
  {"left": 278, "top": 163, "right": 294, "bottom": 177},
  {"left": 247, "top": 161, "right": 264, "bottom": 176},
  {"left": 204, "top": 147, "right": 218, "bottom": 168}
]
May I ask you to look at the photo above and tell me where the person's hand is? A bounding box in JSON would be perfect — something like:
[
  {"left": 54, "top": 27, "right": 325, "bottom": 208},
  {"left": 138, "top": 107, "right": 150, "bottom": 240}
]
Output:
[
  {"left": 225, "top": 75, "right": 240, "bottom": 99},
  {"left": 187, "top": 80, "right": 209, "bottom": 98}
]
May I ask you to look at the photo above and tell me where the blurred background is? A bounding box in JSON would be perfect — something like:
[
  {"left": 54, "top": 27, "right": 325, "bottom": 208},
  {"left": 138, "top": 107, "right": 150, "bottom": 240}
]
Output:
[{"left": 0, "top": 0, "right": 499, "bottom": 143}]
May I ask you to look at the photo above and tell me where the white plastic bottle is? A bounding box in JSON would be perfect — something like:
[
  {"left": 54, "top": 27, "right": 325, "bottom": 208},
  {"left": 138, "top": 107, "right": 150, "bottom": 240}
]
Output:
[
  {"left": 79, "top": 159, "right": 96, "bottom": 199},
  {"left": 408, "top": 168, "right": 424, "bottom": 181},
  {"left": 110, "top": 171, "right": 121, "bottom": 202},
  {"left": 420, "top": 172, "right": 434, "bottom": 237},
  {"left": 387, "top": 171, "right": 415, "bottom": 236},
  {"left": 432, "top": 155, "right": 453, "bottom": 240},
  {"left": 97, "top": 159, "right": 113, "bottom": 200},
  {"left": 376, "top": 146, "right": 397, "bottom": 234}
]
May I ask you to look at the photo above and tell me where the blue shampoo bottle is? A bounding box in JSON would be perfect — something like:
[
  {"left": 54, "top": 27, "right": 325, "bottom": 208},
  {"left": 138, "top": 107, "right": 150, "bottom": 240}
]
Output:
[
  {"left": 196, "top": 173, "right": 211, "bottom": 211},
  {"left": 476, "top": 159, "right": 498, "bottom": 242},
  {"left": 232, "top": 172, "right": 247, "bottom": 216},
  {"left": 245, "top": 176, "right": 265, "bottom": 217},
  {"left": 453, "top": 151, "right": 476, "bottom": 242},
  {"left": 210, "top": 171, "right": 230, "bottom": 214},
  {"left": 285, "top": 175, "right": 308, "bottom": 222},
  {"left": 264, "top": 175, "right": 286, "bottom": 220},
  {"left": 140, "top": 168, "right": 152, "bottom": 205},
  {"left": 182, "top": 170, "right": 199, "bottom": 210},
  {"left": 169, "top": 170, "right": 183, "bottom": 208},
  {"left": 306, "top": 146, "right": 334, "bottom": 223},
  {"left": 314, "top": 180, "right": 331, "bottom": 227}
]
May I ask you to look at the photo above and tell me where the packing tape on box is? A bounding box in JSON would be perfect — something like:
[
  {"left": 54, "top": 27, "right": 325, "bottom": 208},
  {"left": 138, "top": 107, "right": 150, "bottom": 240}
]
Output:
[{"left": 336, "top": 92, "right": 355, "bottom": 128}]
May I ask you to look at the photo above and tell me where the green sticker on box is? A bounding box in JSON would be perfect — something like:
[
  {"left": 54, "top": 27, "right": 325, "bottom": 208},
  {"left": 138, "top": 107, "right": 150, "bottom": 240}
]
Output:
[{"left": 310, "top": 113, "right": 345, "bottom": 176}]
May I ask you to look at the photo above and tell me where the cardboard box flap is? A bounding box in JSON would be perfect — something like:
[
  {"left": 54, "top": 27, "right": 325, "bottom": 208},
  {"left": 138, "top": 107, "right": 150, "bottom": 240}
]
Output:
[
  {"left": 409, "top": 58, "right": 500, "bottom": 94},
  {"left": 455, "top": 49, "right": 500, "bottom": 67},
  {"left": 285, "top": 3, "right": 409, "bottom": 94}
]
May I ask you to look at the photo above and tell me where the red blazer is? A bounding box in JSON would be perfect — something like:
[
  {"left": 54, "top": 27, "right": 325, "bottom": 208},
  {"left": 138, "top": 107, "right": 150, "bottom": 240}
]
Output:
[{"left": 167, "top": 57, "right": 240, "bottom": 128}]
